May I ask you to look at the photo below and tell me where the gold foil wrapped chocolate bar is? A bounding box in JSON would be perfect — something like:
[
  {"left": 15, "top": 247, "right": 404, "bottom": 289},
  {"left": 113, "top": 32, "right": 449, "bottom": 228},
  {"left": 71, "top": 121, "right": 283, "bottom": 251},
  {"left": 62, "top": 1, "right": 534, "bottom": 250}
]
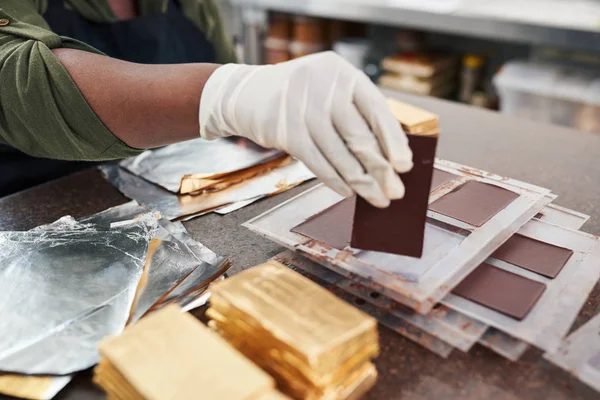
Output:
[
  {"left": 207, "top": 261, "right": 380, "bottom": 400},
  {"left": 95, "top": 305, "right": 289, "bottom": 400}
]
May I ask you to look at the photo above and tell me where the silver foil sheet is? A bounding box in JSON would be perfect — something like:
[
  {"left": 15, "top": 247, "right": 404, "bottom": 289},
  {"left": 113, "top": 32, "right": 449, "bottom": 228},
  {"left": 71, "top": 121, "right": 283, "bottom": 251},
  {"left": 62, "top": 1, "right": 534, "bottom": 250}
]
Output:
[
  {"left": 0, "top": 201, "right": 228, "bottom": 377},
  {"left": 0, "top": 214, "right": 158, "bottom": 375},
  {"left": 78, "top": 201, "right": 228, "bottom": 322},
  {"left": 120, "top": 137, "right": 282, "bottom": 193},
  {"left": 100, "top": 160, "right": 314, "bottom": 221}
]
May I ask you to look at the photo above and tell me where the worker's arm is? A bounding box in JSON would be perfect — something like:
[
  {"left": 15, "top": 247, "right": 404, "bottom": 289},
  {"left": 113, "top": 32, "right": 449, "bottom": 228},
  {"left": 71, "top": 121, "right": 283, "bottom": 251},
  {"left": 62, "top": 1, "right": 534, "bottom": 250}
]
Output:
[
  {"left": 0, "top": 2, "right": 413, "bottom": 207},
  {"left": 0, "top": 2, "right": 146, "bottom": 160},
  {"left": 52, "top": 49, "right": 219, "bottom": 149},
  {"left": 0, "top": 0, "right": 233, "bottom": 160}
]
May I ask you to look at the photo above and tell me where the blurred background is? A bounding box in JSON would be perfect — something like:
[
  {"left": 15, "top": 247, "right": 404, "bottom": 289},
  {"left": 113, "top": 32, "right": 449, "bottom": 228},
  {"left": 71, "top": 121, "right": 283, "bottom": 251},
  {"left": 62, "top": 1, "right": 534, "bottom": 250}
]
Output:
[{"left": 217, "top": 0, "right": 600, "bottom": 134}]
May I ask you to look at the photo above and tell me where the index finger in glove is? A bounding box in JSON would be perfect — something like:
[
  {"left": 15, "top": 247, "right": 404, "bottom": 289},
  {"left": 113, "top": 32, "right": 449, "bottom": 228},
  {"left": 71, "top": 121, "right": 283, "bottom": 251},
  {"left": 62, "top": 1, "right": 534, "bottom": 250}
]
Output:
[{"left": 353, "top": 73, "right": 413, "bottom": 173}]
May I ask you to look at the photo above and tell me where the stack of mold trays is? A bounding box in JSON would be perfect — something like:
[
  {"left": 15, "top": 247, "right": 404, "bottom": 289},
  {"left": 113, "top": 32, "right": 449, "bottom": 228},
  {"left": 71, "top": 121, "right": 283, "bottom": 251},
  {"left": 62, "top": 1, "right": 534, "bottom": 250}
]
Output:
[{"left": 244, "top": 159, "right": 600, "bottom": 361}]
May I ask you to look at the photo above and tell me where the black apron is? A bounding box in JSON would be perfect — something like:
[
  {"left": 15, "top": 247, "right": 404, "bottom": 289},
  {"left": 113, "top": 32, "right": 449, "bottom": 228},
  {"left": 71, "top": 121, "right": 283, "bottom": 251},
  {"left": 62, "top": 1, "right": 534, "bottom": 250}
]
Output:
[{"left": 0, "top": 0, "right": 216, "bottom": 197}]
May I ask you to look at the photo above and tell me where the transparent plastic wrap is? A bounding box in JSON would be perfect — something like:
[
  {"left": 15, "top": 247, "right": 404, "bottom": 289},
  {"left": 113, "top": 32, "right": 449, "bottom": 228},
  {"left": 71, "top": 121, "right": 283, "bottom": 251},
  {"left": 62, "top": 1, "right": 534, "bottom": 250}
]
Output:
[
  {"left": 545, "top": 313, "right": 600, "bottom": 393},
  {"left": 0, "top": 214, "right": 158, "bottom": 375}
]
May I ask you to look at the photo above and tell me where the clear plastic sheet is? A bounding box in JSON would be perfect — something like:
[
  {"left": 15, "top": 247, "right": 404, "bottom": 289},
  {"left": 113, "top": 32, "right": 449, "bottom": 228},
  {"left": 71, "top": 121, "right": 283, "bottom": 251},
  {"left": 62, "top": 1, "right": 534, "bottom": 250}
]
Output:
[
  {"left": 101, "top": 160, "right": 314, "bottom": 221},
  {"left": 545, "top": 313, "right": 600, "bottom": 393},
  {"left": 267, "top": 198, "right": 592, "bottom": 360},
  {"left": 479, "top": 205, "right": 590, "bottom": 362},
  {"left": 442, "top": 220, "right": 600, "bottom": 353},
  {"left": 0, "top": 214, "right": 158, "bottom": 375},
  {"left": 120, "top": 137, "right": 282, "bottom": 193},
  {"left": 478, "top": 328, "right": 530, "bottom": 362}
]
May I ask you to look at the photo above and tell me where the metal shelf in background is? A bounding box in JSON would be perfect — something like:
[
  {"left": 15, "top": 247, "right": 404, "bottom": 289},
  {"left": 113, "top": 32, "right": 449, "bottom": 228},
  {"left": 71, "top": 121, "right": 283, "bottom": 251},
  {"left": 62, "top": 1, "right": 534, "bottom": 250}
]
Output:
[{"left": 231, "top": 0, "right": 600, "bottom": 56}]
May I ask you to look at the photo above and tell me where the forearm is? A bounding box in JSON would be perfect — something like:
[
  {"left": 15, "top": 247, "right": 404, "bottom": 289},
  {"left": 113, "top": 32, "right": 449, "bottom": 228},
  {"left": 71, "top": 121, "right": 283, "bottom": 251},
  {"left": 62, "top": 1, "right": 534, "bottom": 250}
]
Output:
[{"left": 52, "top": 48, "right": 220, "bottom": 149}]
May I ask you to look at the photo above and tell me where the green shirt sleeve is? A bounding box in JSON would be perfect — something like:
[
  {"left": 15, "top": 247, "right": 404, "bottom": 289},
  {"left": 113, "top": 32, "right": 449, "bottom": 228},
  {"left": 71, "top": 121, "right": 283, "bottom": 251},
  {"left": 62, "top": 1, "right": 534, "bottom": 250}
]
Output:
[
  {"left": 0, "top": 0, "right": 235, "bottom": 161},
  {"left": 0, "top": 1, "right": 143, "bottom": 161}
]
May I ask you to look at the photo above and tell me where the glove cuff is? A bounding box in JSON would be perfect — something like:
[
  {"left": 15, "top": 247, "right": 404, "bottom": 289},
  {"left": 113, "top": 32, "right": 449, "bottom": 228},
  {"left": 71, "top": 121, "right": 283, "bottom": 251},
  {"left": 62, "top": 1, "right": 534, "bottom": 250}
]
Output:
[
  {"left": 199, "top": 63, "right": 263, "bottom": 140},
  {"left": 199, "top": 64, "right": 239, "bottom": 140}
]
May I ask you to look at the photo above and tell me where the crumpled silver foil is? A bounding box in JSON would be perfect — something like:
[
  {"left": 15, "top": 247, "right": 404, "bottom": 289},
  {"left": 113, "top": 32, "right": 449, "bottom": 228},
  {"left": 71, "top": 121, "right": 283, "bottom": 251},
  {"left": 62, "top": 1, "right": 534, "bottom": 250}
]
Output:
[
  {"left": 0, "top": 214, "right": 158, "bottom": 375},
  {"left": 100, "top": 159, "right": 314, "bottom": 221},
  {"left": 129, "top": 215, "right": 228, "bottom": 323},
  {"left": 120, "top": 137, "right": 282, "bottom": 193},
  {"left": 0, "top": 202, "right": 228, "bottom": 376},
  {"left": 76, "top": 201, "right": 227, "bottom": 322}
]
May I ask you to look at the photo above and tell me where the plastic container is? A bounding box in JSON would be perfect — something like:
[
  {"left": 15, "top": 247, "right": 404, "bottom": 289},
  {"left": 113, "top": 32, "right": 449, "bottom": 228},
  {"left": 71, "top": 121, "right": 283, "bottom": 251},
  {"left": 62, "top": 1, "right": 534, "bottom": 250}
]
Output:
[
  {"left": 493, "top": 61, "right": 600, "bottom": 133},
  {"left": 333, "top": 38, "right": 370, "bottom": 69}
]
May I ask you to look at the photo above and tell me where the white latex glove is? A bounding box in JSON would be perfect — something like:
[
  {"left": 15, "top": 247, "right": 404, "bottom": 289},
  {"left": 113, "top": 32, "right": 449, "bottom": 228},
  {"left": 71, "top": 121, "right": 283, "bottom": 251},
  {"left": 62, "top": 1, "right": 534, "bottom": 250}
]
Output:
[{"left": 199, "top": 51, "right": 413, "bottom": 208}]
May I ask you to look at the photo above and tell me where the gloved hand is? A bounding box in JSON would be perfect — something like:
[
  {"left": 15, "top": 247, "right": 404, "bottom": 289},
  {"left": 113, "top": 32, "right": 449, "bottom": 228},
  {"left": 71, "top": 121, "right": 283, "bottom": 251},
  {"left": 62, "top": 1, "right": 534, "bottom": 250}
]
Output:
[{"left": 199, "top": 51, "right": 413, "bottom": 208}]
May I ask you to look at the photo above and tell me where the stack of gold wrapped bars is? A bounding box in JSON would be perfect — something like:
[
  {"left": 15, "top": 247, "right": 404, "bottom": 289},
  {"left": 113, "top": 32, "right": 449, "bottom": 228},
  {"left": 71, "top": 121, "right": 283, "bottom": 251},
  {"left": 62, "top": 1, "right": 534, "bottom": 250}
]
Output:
[
  {"left": 95, "top": 305, "right": 290, "bottom": 400},
  {"left": 207, "top": 261, "right": 380, "bottom": 400}
]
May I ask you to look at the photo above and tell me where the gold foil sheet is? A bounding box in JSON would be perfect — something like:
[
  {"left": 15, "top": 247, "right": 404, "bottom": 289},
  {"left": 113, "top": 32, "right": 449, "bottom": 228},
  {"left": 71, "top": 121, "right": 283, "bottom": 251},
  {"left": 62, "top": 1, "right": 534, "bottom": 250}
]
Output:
[
  {"left": 180, "top": 154, "right": 292, "bottom": 194},
  {"left": 207, "top": 261, "right": 379, "bottom": 400},
  {"left": 385, "top": 98, "right": 439, "bottom": 135},
  {"left": 0, "top": 374, "right": 71, "bottom": 400},
  {"left": 101, "top": 159, "right": 314, "bottom": 221},
  {"left": 206, "top": 303, "right": 377, "bottom": 388},
  {"left": 120, "top": 137, "right": 283, "bottom": 193},
  {"left": 95, "top": 305, "right": 281, "bottom": 400}
]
